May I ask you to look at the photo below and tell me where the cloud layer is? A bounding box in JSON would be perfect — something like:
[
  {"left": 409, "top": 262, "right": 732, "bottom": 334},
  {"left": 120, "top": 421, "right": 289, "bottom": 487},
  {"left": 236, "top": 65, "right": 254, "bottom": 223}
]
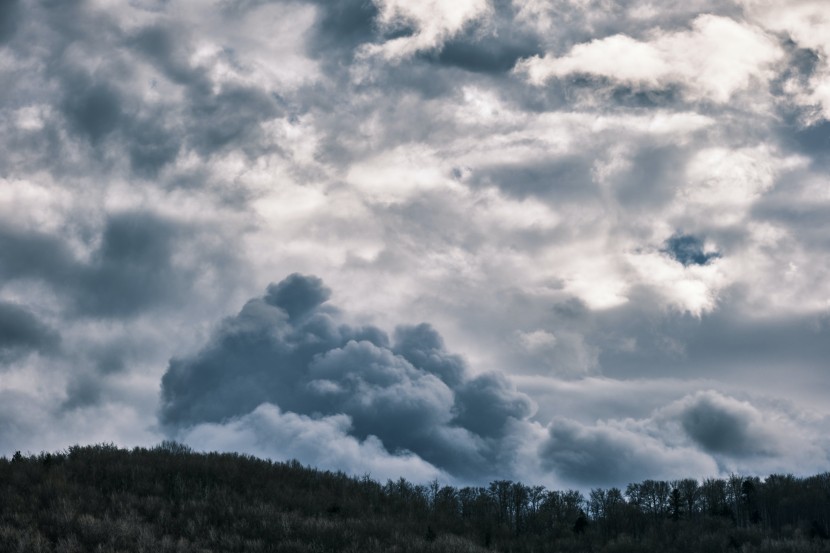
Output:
[{"left": 1, "top": 0, "right": 830, "bottom": 488}]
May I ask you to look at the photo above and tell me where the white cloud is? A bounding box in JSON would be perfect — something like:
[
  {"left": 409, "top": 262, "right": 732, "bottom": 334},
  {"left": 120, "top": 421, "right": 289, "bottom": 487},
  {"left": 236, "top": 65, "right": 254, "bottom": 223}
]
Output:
[
  {"left": 740, "top": 0, "right": 830, "bottom": 120},
  {"left": 517, "top": 15, "right": 783, "bottom": 102},
  {"left": 626, "top": 250, "right": 725, "bottom": 316},
  {"left": 360, "top": 0, "right": 492, "bottom": 60},
  {"left": 517, "top": 329, "right": 558, "bottom": 351},
  {"left": 680, "top": 146, "right": 805, "bottom": 212},
  {"left": 179, "top": 403, "right": 447, "bottom": 482}
]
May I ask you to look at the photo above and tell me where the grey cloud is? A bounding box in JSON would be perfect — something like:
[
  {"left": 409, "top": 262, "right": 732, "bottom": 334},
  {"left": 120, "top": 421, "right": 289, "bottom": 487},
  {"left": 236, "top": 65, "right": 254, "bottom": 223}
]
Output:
[
  {"left": 0, "top": 211, "right": 207, "bottom": 318},
  {"left": 264, "top": 273, "right": 331, "bottom": 321},
  {"left": 128, "top": 25, "right": 202, "bottom": 87},
  {"left": 186, "top": 85, "right": 283, "bottom": 157},
  {"left": 7, "top": 5, "right": 285, "bottom": 184},
  {"left": 61, "top": 80, "right": 124, "bottom": 144},
  {"left": 125, "top": 23, "right": 285, "bottom": 162},
  {"left": 610, "top": 145, "right": 689, "bottom": 212},
  {"left": 0, "top": 0, "right": 21, "bottom": 44},
  {"left": 777, "top": 119, "right": 830, "bottom": 169},
  {"left": 160, "top": 273, "right": 535, "bottom": 479},
  {"left": 426, "top": 34, "right": 539, "bottom": 74},
  {"left": 539, "top": 389, "right": 826, "bottom": 488},
  {"left": 74, "top": 211, "right": 185, "bottom": 316},
  {"left": 669, "top": 391, "right": 781, "bottom": 457},
  {"left": 453, "top": 372, "right": 534, "bottom": 438},
  {"left": 0, "top": 301, "right": 59, "bottom": 362},
  {"left": 472, "top": 156, "right": 597, "bottom": 203},
  {"left": 0, "top": 224, "right": 77, "bottom": 282},
  {"left": 126, "top": 117, "right": 181, "bottom": 178},
  {"left": 305, "top": 0, "right": 380, "bottom": 62},
  {"left": 609, "top": 84, "right": 683, "bottom": 109},
  {"left": 541, "top": 417, "right": 716, "bottom": 488},
  {"left": 392, "top": 323, "right": 466, "bottom": 387},
  {"left": 751, "top": 184, "right": 830, "bottom": 249},
  {"left": 62, "top": 373, "right": 103, "bottom": 411},
  {"left": 594, "top": 299, "right": 830, "bottom": 388}
]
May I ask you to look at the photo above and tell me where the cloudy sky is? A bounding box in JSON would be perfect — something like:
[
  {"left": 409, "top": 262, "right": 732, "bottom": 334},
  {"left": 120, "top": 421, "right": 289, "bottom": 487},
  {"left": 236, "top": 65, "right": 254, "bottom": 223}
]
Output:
[{"left": 2, "top": 0, "right": 830, "bottom": 489}]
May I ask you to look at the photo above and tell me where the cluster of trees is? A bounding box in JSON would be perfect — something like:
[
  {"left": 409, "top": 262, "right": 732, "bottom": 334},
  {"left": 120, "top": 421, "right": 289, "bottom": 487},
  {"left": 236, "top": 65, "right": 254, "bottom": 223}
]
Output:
[{"left": 1, "top": 443, "right": 829, "bottom": 552}]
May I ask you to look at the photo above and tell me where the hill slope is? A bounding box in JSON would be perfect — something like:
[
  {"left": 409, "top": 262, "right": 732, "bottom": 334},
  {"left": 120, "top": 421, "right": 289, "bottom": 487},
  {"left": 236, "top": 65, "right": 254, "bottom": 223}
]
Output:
[{"left": 1, "top": 443, "right": 829, "bottom": 552}]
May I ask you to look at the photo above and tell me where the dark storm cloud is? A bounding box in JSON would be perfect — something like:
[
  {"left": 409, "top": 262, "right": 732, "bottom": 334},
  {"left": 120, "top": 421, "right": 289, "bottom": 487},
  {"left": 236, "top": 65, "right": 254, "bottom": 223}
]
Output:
[
  {"left": 0, "top": 301, "right": 59, "bottom": 363},
  {"left": 453, "top": 372, "right": 534, "bottom": 438},
  {"left": 160, "top": 273, "right": 535, "bottom": 478},
  {"left": 392, "top": 323, "right": 466, "bottom": 387},
  {"left": 264, "top": 273, "right": 332, "bottom": 321},
  {"left": 663, "top": 234, "right": 719, "bottom": 266},
  {"left": 0, "top": 211, "right": 197, "bottom": 318},
  {"left": 673, "top": 392, "right": 776, "bottom": 457}
]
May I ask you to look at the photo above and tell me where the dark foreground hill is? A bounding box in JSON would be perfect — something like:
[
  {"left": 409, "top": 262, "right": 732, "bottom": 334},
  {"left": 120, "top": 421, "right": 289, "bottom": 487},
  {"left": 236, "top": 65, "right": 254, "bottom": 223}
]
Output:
[{"left": 1, "top": 443, "right": 829, "bottom": 553}]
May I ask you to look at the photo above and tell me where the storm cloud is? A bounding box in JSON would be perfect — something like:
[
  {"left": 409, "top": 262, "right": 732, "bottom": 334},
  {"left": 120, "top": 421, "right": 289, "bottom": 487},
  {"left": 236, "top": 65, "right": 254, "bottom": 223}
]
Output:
[{"left": 161, "top": 274, "right": 534, "bottom": 480}]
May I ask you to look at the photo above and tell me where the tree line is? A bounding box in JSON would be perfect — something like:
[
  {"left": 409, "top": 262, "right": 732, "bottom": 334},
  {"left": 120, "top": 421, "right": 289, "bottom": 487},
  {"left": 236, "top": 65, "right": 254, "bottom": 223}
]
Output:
[{"left": 1, "top": 443, "right": 829, "bottom": 552}]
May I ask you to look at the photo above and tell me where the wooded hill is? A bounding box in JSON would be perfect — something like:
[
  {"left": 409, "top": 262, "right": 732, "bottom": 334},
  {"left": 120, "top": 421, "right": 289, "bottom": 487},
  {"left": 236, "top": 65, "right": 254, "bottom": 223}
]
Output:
[{"left": 1, "top": 443, "right": 829, "bottom": 552}]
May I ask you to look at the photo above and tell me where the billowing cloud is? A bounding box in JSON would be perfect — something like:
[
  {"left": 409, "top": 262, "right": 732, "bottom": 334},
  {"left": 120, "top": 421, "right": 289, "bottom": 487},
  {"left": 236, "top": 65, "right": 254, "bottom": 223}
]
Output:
[{"left": 161, "top": 274, "right": 535, "bottom": 480}]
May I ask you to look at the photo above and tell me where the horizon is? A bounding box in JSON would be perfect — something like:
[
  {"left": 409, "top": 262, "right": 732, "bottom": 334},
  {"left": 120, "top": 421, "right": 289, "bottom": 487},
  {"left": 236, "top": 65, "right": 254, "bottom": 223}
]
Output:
[{"left": 1, "top": 0, "right": 829, "bottom": 491}]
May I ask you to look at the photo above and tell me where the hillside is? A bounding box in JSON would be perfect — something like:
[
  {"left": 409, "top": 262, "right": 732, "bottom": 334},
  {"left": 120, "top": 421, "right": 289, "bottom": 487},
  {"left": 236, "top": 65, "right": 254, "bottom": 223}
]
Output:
[{"left": 1, "top": 443, "right": 829, "bottom": 552}]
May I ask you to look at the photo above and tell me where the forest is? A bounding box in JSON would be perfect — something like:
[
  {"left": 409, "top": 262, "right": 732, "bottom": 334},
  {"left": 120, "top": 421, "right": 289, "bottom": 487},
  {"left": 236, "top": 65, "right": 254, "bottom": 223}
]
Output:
[{"left": 1, "top": 443, "right": 829, "bottom": 552}]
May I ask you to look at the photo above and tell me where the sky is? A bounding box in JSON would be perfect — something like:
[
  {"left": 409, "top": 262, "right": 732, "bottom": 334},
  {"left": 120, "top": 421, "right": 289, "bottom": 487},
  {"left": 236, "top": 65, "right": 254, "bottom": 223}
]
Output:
[{"left": 1, "top": 0, "right": 830, "bottom": 490}]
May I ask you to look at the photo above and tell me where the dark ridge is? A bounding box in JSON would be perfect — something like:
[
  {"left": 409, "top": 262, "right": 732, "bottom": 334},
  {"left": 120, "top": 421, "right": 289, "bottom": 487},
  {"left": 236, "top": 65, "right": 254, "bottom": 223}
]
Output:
[{"left": 2, "top": 443, "right": 829, "bottom": 552}]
